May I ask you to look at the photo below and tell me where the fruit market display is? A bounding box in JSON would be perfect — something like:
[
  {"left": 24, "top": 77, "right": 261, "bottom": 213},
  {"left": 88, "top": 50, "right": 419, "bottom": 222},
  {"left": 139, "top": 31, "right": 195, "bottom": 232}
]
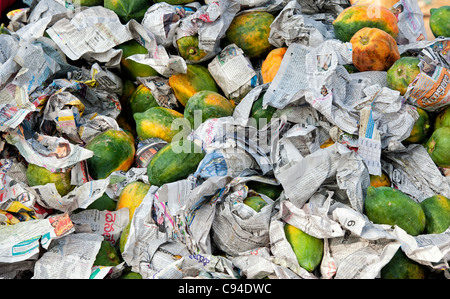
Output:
[{"left": 0, "top": 0, "right": 449, "bottom": 281}]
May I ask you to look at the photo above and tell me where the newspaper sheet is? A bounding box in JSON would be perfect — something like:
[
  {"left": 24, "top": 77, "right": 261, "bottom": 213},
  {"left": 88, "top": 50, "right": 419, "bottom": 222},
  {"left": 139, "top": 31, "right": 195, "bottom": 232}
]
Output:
[
  {"left": 0, "top": 213, "right": 74, "bottom": 263},
  {"left": 208, "top": 43, "right": 259, "bottom": 103},
  {"left": 71, "top": 208, "right": 129, "bottom": 247},
  {"left": 32, "top": 232, "right": 103, "bottom": 279},
  {"left": 174, "top": 0, "right": 241, "bottom": 63}
]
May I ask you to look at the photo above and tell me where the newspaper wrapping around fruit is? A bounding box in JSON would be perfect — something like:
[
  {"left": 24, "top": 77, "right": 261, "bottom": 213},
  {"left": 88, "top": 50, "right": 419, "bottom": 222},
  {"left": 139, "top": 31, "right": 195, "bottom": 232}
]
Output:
[
  {"left": 141, "top": 2, "right": 201, "bottom": 48},
  {"left": 208, "top": 44, "right": 259, "bottom": 103},
  {"left": 173, "top": 0, "right": 241, "bottom": 64},
  {"left": 1, "top": 0, "right": 450, "bottom": 281},
  {"left": 32, "top": 232, "right": 103, "bottom": 279},
  {"left": 0, "top": 212, "right": 74, "bottom": 263},
  {"left": 268, "top": 0, "right": 331, "bottom": 48},
  {"left": 399, "top": 39, "right": 450, "bottom": 112}
]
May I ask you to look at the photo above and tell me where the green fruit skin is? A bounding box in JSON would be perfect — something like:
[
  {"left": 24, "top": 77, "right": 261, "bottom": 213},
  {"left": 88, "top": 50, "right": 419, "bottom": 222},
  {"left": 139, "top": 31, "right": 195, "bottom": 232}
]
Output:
[
  {"left": 225, "top": 12, "right": 275, "bottom": 59},
  {"left": 284, "top": 224, "right": 324, "bottom": 272},
  {"left": 425, "top": 126, "right": 450, "bottom": 168},
  {"left": 26, "top": 164, "right": 73, "bottom": 196},
  {"left": 380, "top": 249, "right": 427, "bottom": 279},
  {"left": 129, "top": 84, "right": 158, "bottom": 115},
  {"left": 120, "top": 271, "right": 142, "bottom": 279},
  {"left": 147, "top": 139, "right": 205, "bottom": 187},
  {"left": 78, "top": 0, "right": 103, "bottom": 6},
  {"left": 115, "top": 40, "right": 158, "bottom": 80},
  {"left": 243, "top": 196, "right": 267, "bottom": 212},
  {"left": 246, "top": 181, "right": 283, "bottom": 200},
  {"left": 332, "top": 6, "right": 399, "bottom": 43},
  {"left": 119, "top": 221, "right": 131, "bottom": 254},
  {"left": 93, "top": 240, "right": 121, "bottom": 267},
  {"left": 184, "top": 90, "right": 234, "bottom": 129},
  {"left": 250, "top": 93, "right": 277, "bottom": 129},
  {"left": 386, "top": 57, "right": 421, "bottom": 96},
  {"left": 153, "top": 0, "right": 195, "bottom": 4},
  {"left": 85, "top": 129, "right": 135, "bottom": 180},
  {"left": 104, "top": 0, "right": 151, "bottom": 23},
  {"left": 364, "top": 186, "right": 426, "bottom": 236},
  {"left": 134, "top": 106, "right": 184, "bottom": 142},
  {"left": 420, "top": 195, "right": 450, "bottom": 234},
  {"left": 176, "top": 35, "right": 207, "bottom": 62},
  {"left": 170, "top": 64, "right": 219, "bottom": 107},
  {"left": 434, "top": 106, "right": 450, "bottom": 130},
  {"left": 403, "top": 108, "right": 431, "bottom": 144},
  {"left": 430, "top": 6, "right": 450, "bottom": 38}
]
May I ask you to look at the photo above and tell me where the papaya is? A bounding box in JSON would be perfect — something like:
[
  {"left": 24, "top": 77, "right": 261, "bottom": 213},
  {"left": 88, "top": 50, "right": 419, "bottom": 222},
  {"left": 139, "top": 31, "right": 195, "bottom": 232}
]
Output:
[
  {"left": 349, "top": 0, "right": 398, "bottom": 9},
  {"left": 115, "top": 181, "right": 150, "bottom": 220},
  {"left": 80, "top": 193, "right": 117, "bottom": 212},
  {"left": 153, "top": 0, "right": 195, "bottom": 5},
  {"left": 403, "top": 108, "right": 431, "bottom": 145},
  {"left": 243, "top": 195, "right": 268, "bottom": 212},
  {"left": 119, "top": 271, "right": 142, "bottom": 279},
  {"left": 333, "top": 5, "right": 399, "bottom": 42},
  {"left": 0, "top": 24, "right": 10, "bottom": 35},
  {"left": 425, "top": 126, "right": 450, "bottom": 168},
  {"left": 250, "top": 92, "right": 277, "bottom": 129},
  {"left": 351, "top": 27, "right": 400, "bottom": 72},
  {"left": 364, "top": 186, "right": 426, "bottom": 236},
  {"left": 115, "top": 39, "right": 158, "bottom": 81},
  {"left": 77, "top": 0, "right": 103, "bottom": 5},
  {"left": 224, "top": 11, "right": 275, "bottom": 59},
  {"left": 261, "top": 47, "right": 287, "bottom": 84},
  {"left": 85, "top": 129, "right": 135, "bottom": 180},
  {"left": 369, "top": 171, "right": 391, "bottom": 188},
  {"left": 434, "top": 106, "right": 450, "bottom": 130},
  {"left": 26, "top": 164, "right": 73, "bottom": 196},
  {"left": 386, "top": 57, "right": 421, "bottom": 96},
  {"left": 176, "top": 35, "right": 208, "bottom": 63},
  {"left": 284, "top": 223, "right": 324, "bottom": 272},
  {"left": 120, "top": 80, "right": 136, "bottom": 108},
  {"left": 246, "top": 181, "right": 283, "bottom": 200},
  {"left": 119, "top": 221, "right": 131, "bottom": 254},
  {"left": 104, "top": 0, "right": 151, "bottom": 23},
  {"left": 429, "top": 6, "right": 450, "bottom": 38},
  {"left": 184, "top": 90, "right": 235, "bottom": 129},
  {"left": 419, "top": 195, "right": 450, "bottom": 234},
  {"left": 380, "top": 249, "right": 427, "bottom": 279},
  {"left": 134, "top": 106, "right": 185, "bottom": 143},
  {"left": 147, "top": 139, "right": 205, "bottom": 187},
  {"left": 93, "top": 240, "right": 121, "bottom": 267},
  {"left": 128, "top": 84, "right": 158, "bottom": 115},
  {"left": 169, "top": 64, "right": 219, "bottom": 107}
]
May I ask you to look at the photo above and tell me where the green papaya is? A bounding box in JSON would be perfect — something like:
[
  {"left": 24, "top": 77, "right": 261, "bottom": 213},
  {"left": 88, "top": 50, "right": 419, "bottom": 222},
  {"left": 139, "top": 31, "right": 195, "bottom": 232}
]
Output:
[
  {"left": 284, "top": 223, "right": 324, "bottom": 272},
  {"left": 243, "top": 196, "right": 267, "bottom": 212},
  {"left": 429, "top": 6, "right": 450, "bottom": 38},
  {"left": 246, "top": 181, "right": 283, "bottom": 200},
  {"left": 434, "top": 106, "right": 450, "bottom": 130},
  {"left": 147, "top": 139, "right": 205, "bottom": 187},
  {"left": 380, "top": 249, "right": 427, "bottom": 279},
  {"left": 419, "top": 195, "right": 450, "bottom": 234},
  {"left": 250, "top": 92, "right": 277, "bottom": 129},
  {"left": 93, "top": 240, "right": 121, "bottom": 267},
  {"left": 425, "top": 126, "right": 450, "bottom": 168},
  {"left": 364, "top": 186, "right": 426, "bottom": 236}
]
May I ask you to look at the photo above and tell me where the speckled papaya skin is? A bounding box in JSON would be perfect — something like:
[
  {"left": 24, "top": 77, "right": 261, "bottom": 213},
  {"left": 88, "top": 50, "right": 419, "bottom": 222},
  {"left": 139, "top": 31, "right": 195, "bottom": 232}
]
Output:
[
  {"left": 224, "top": 11, "right": 275, "bottom": 59},
  {"left": 333, "top": 5, "right": 399, "bottom": 42},
  {"left": 147, "top": 139, "right": 205, "bottom": 187},
  {"left": 184, "top": 90, "right": 234, "bottom": 129},
  {"left": 134, "top": 106, "right": 184, "bottom": 143},
  {"left": 169, "top": 64, "right": 219, "bottom": 107},
  {"left": 85, "top": 129, "right": 135, "bottom": 180},
  {"left": 350, "top": 27, "right": 400, "bottom": 72}
]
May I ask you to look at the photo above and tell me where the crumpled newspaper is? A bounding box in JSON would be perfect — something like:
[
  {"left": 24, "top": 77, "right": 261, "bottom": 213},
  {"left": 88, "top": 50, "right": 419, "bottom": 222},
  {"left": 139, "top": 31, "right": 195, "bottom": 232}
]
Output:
[{"left": 0, "top": 0, "right": 449, "bottom": 281}]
